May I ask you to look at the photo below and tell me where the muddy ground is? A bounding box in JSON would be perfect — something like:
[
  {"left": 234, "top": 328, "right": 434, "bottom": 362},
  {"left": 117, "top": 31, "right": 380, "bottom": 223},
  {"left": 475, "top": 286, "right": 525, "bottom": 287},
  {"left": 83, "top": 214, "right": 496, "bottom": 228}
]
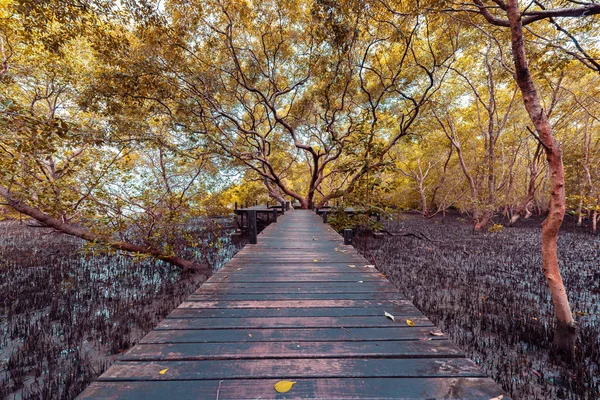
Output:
[
  {"left": 355, "top": 213, "right": 599, "bottom": 400},
  {"left": 0, "top": 219, "right": 243, "bottom": 399}
]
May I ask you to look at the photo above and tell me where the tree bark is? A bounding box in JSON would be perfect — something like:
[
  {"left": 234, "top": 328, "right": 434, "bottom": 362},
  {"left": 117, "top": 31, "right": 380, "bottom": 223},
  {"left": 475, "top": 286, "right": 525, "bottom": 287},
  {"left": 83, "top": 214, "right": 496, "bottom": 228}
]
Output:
[
  {"left": 506, "top": 0, "right": 576, "bottom": 354},
  {"left": 0, "top": 186, "right": 209, "bottom": 273},
  {"left": 510, "top": 143, "right": 543, "bottom": 225}
]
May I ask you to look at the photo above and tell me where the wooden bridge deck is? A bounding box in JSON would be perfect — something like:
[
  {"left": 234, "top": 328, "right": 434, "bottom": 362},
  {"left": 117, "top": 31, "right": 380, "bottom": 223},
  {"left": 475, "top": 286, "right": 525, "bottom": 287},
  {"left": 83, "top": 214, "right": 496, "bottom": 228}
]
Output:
[{"left": 78, "top": 210, "right": 507, "bottom": 399}]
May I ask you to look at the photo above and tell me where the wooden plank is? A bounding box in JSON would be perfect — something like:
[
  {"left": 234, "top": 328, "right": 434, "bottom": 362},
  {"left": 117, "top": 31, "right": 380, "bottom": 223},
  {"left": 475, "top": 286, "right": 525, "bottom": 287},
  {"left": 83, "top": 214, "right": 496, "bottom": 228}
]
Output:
[
  {"left": 217, "top": 266, "right": 378, "bottom": 274},
  {"left": 198, "top": 281, "right": 391, "bottom": 290},
  {"left": 187, "top": 293, "right": 404, "bottom": 301},
  {"left": 79, "top": 377, "right": 508, "bottom": 400},
  {"left": 121, "top": 340, "right": 464, "bottom": 360},
  {"left": 194, "top": 286, "right": 397, "bottom": 294},
  {"left": 155, "top": 316, "right": 433, "bottom": 330},
  {"left": 166, "top": 304, "right": 422, "bottom": 318},
  {"left": 208, "top": 274, "right": 384, "bottom": 283},
  {"left": 140, "top": 327, "right": 447, "bottom": 343},
  {"left": 96, "top": 358, "right": 487, "bottom": 380},
  {"left": 176, "top": 299, "right": 410, "bottom": 309}
]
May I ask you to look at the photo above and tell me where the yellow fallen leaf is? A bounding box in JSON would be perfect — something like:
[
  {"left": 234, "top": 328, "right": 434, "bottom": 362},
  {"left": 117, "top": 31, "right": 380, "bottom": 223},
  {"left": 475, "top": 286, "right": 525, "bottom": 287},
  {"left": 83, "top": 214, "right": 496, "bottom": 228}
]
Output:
[
  {"left": 406, "top": 319, "right": 415, "bottom": 327},
  {"left": 384, "top": 311, "right": 395, "bottom": 321},
  {"left": 430, "top": 331, "right": 444, "bottom": 336},
  {"left": 159, "top": 368, "right": 168, "bottom": 375},
  {"left": 274, "top": 380, "right": 297, "bottom": 393},
  {"left": 313, "top": 259, "right": 318, "bottom": 262}
]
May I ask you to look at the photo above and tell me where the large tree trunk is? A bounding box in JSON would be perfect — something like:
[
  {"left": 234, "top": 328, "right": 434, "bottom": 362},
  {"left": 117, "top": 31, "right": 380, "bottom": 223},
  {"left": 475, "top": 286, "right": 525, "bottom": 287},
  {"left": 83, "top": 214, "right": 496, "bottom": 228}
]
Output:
[
  {"left": 506, "top": 0, "right": 576, "bottom": 354},
  {"left": 0, "top": 186, "right": 209, "bottom": 273}
]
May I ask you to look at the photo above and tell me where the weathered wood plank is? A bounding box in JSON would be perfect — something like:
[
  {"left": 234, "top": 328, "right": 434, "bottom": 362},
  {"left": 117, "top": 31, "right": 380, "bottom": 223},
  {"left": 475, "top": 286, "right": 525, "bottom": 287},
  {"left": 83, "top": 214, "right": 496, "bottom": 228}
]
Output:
[
  {"left": 208, "top": 274, "right": 384, "bottom": 283},
  {"left": 155, "top": 315, "right": 433, "bottom": 330},
  {"left": 176, "top": 299, "right": 410, "bottom": 309},
  {"left": 96, "top": 358, "right": 487, "bottom": 380},
  {"left": 194, "top": 285, "right": 397, "bottom": 294},
  {"left": 167, "top": 304, "right": 421, "bottom": 318},
  {"left": 198, "top": 281, "right": 391, "bottom": 290},
  {"left": 121, "top": 340, "right": 464, "bottom": 360},
  {"left": 217, "top": 266, "right": 378, "bottom": 274},
  {"left": 78, "top": 377, "right": 507, "bottom": 400},
  {"left": 140, "top": 327, "right": 447, "bottom": 343},
  {"left": 187, "top": 292, "right": 404, "bottom": 301}
]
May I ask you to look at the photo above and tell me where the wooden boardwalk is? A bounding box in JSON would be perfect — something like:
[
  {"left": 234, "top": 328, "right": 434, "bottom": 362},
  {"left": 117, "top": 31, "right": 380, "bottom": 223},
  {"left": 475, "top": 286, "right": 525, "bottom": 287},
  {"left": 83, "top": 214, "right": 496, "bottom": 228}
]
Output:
[{"left": 78, "top": 210, "right": 507, "bottom": 399}]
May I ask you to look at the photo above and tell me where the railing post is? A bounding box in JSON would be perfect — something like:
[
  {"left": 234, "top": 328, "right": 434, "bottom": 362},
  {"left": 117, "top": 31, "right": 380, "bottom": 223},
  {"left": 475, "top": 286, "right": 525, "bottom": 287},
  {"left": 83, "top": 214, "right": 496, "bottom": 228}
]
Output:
[
  {"left": 272, "top": 208, "right": 278, "bottom": 223},
  {"left": 280, "top": 200, "right": 285, "bottom": 215},
  {"left": 234, "top": 201, "right": 238, "bottom": 211},
  {"left": 248, "top": 210, "right": 257, "bottom": 244},
  {"left": 285, "top": 201, "right": 290, "bottom": 211},
  {"left": 322, "top": 211, "right": 328, "bottom": 223},
  {"left": 377, "top": 213, "right": 381, "bottom": 222},
  {"left": 344, "top": 228, "right": 353, "bottom": 245}
]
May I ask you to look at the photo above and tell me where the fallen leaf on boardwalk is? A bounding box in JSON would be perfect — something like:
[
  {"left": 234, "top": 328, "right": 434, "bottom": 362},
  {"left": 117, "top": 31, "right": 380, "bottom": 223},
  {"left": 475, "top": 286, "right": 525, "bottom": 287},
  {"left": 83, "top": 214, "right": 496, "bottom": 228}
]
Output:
[
  {"left": 248, "top": 334, "right": 252, "bottom": 337},
  {"left": 313, "top": 259, "right": 318, "bottom": 262},
  {"left": 384, "top": 311, "right": 395, "bottom": 321},
  {"left": 364, "top": 264, "right": 375, "bottom": 268},
  {"left": 348, "top": 264, "right": 356, "bottom": 268},
  {"left": 405, "top": 319, "right": 415, "bottom": 327},
  {"left": 430, "top": 331, "right": 444, "bottom": 336},
  {"left": 274, "top": 381, "right": 297, "bottom": 393},
  {"left": 489, "top": 395, "right": 504, "bottom": 400},
  {"left": 357, "top": 280, "right": 363, "bottom": 283},
  {"left": 378, "top": 273, "right": 386, "bottom": 278},
  {"left": 339, "top": 249, "right": 347, "bottom": 253},
  {"left": 334, "top": 248, "right": 339, "bottom": 252},
  {"left": 237, "top": 268, "right": 242, "bottom": 271},
  {"left": 159, "top": 368, "right": 168, "bottom": 375}
]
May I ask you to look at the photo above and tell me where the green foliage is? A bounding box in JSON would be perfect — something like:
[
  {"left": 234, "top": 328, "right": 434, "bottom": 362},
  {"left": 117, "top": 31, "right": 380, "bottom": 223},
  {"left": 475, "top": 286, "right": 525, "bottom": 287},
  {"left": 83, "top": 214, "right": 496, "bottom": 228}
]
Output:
[{"left": 327, "top": 207, "right": 383, "bottom": 233}]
